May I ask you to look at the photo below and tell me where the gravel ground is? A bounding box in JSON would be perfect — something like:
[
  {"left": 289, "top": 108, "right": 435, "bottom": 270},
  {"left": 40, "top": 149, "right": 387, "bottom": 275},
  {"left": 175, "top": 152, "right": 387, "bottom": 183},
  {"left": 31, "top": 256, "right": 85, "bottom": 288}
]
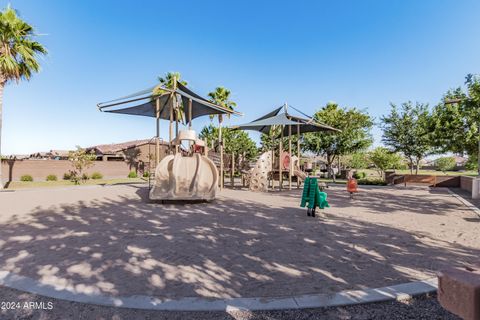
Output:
[{"left": 0, "top": 286, "right": 459, "bottom": 319}]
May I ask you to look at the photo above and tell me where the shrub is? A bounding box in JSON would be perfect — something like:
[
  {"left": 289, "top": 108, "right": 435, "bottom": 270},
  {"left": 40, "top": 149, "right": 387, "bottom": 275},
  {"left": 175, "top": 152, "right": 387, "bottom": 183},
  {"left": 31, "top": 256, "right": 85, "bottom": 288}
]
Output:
[
  {"left": 81, "top": 173, "right": 90, "bottom": 181},
  {"left": 357, "top": 178, "right": 387, "bottom": 186},
  {"left": 91, "top": 172, "right": 103, "bottom": 180},
  {"left": 20, "top": 174, "right": 34, "bottom": 182},
  {"left": 46, "top": 174, "right": 57, "bottom": 181},
  {"left": 63, "top": 172, "right": 72, "bottom": 180},
  {"left": 128, "top": 171, "right": 138, "bottom": 178},
  {"left": 353, "top": 171, "right": 366, "bottom": 179},
  {"left": 435, "top": 156, "right": 456, "bottom": 173},
  {"left": 143, "top": 171, "right": 150, "bottom": 178}
]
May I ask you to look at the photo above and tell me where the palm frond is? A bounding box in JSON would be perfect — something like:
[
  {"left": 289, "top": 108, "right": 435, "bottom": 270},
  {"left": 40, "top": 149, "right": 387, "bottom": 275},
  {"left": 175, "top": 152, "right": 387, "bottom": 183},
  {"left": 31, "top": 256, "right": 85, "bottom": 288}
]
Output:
[{"left": 0, "top": 6, "right": 47, "bottom": 83}]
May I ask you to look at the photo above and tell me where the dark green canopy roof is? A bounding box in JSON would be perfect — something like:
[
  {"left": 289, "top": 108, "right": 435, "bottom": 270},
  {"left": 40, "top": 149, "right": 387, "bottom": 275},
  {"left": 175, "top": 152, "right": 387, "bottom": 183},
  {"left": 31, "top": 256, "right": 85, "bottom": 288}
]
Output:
[
  {"left": 97, "top": 81, "right": 242, "bottom": 122},
  {"left": 230, "top": 105, "right": 340, "bottom": 135},
  {"left": 230, "top": 112, "right": 299, "bottom": 134}
]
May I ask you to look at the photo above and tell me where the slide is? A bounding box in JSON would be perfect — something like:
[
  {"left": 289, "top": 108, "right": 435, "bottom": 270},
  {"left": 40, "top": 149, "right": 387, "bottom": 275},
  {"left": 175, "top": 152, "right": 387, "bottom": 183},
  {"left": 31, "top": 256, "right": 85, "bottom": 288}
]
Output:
[
  {"left": 291, "top": 155, "right": 307, "bottom": 182},
  {"left": 150, "top": 130, "right": 218, "bottom": 201},
  {"left": 150, "top": 153, "right": 218, "bottom": 201}
]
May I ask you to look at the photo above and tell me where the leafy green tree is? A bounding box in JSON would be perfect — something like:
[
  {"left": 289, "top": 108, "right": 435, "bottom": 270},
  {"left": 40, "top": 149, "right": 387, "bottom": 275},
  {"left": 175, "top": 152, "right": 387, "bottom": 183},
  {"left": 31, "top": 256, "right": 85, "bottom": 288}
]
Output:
[
  {"left": 435, "top": 156, "right": 456, "bottom": 173},
  {"left": 68, "top": 147, "right": 96, "bottom": 184},
  {"left": 344, "top": 152, "right": 369, "bottom": 169},
  {"left": 199, "top": 124, "right": 258, "bottom": 160},
  {"left": 303, "top": 103, "right": 373, "bottom": 176},
  {"left": 369, "top": 147, "right": 403, "bottom": 178},
  {"left": 0, "top": 6, "right": 47, "bottom": 188},
  {"left": 431, "top": 75, "right": 480, "bottom": 173},
  {"left": 381, "top": 101, "right": 432, "bottom": 174},
  {"left": 260, "top": 125, "right": 300, "bottom": 154}
]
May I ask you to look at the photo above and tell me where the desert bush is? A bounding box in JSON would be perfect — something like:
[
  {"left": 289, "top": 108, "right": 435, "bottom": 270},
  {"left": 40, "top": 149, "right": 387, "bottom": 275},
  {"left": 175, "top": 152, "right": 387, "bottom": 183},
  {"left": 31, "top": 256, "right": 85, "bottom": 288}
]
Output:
[
  {"left": 46, "top": 174, "right": 57, "bottom": 181},
  {"left": 20, "top": 174, "right": 33, "bottom": 182},
  {"left": 128, "top": 171, "right": 138, "bottom": 178},
  {"left": 81, "top": 173, "right": 90, "bottom": 181},
  {"left": 63, "top": 172, "right": 72, "bottom": 180},
  {"left": 91, "top": 172, "right": 103, "bottom": 180},
  {"left": 143, "top": 171, "right": 150, "bottom": 178}
]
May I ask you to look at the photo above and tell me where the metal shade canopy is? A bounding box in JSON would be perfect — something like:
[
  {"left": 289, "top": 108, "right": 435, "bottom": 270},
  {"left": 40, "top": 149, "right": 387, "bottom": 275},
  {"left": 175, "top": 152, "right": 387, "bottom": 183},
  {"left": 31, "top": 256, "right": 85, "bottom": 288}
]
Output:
[
  {"left": 230, "top": 105, "right": 340, "bottom": 134},
  {"left": 230, "top": 112, "right": 300, "bottom": 134},
  {"left": 280, "top": 114, "right": 341, "bottom": 136},
  {"left": 97, "top": 81, "right": 242, "bottom": 121}
]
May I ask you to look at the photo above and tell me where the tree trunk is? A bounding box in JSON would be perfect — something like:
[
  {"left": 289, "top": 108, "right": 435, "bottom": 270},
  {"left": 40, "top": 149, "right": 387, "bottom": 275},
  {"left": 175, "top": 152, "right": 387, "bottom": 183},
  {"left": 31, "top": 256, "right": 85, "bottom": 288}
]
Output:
[
  {"left": 415, "top": 159, "right": 420, "bottom": 175},
  {"left": 408, "top": 157, "right": 413, "bottom": 174},
  {"left": 327, "top": 154, "right": 336, "bottom": 180},
  {"left": 0, "top": 81, "right": 4, "bottom": 189}
]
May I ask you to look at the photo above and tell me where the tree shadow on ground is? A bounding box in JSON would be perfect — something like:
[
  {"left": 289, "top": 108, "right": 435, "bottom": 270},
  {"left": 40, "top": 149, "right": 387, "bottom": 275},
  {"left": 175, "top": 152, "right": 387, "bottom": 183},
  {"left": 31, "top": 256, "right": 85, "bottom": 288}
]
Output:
[
  {"left": 0, "top": 185, "right": 478, "bottom": 300},
  {"left": 0, "top": 288, "right": 460, "bottom": 320},
  {"left": 277, "top": 185, "right": 461, "bottom": 216}
]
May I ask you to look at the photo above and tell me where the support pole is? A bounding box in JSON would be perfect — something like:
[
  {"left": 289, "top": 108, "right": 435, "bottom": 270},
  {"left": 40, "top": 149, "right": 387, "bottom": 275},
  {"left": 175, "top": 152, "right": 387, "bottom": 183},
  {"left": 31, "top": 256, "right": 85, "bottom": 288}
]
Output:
[
  {"left": 155, "top": 98, "right": 161, "bottom": 165},
  {"left": 297, "top": 122, "right": 300, "bottom": 188},
  {"left": 172, "top": 76, "right": 178, "bottom": 154},
  {"left": 219, "top": 115, "right": 224, "bottom": 190},
  {"left": 169, "top": 101, "right": 173, "bottom": 153},
  {"left": 279, "top": 125, "right": 283, "bottom": 190},
  {"left": 271, "top": 148, "right": 274, "bottom": 190},
  {"left": 271, "top": 129, "right": 274, "bottom": 190},
  {"left": 231, "top": 152, "right": 235, "bottom": 188},
  {"left": 188, "top": 98, "right": 193, "bottom": 151},
  {"left": 288, "top": 124, "right": 292, "bottom": 190},
  {"left": 188, "top": 99, "right": 193, "bottom": 129}
]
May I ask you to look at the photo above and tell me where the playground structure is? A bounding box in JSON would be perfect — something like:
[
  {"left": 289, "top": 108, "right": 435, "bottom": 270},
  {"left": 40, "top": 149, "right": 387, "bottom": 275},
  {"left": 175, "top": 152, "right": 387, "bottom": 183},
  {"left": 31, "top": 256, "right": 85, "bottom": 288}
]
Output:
[
  {"left": 149, "top": 130, "right": 218, "bottom": 201},
  {"left": 232, "top": 103, "right": 340, "bottom": 192},
  {"left": 98, "top": 76, "right": 241, "bottom": 201},
  {"left": 246, "top": 151, "right": 306, "bottom": 192}
]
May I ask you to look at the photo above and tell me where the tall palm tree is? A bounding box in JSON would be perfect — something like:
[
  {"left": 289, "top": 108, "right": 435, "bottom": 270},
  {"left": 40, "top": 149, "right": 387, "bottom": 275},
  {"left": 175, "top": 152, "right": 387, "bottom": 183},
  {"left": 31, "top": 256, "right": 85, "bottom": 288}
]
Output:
[
  {"left": 208, "top": 87, "right": 236, "bottom": 189},
  {"left": 157, "top": 71, "right": 187, "bottom": 90},
  {"left": 0, "top": 6, "right": 47, "bottom": 188},
  {"left": 208, "top": 86, "right": 236, "bottom": 120},
  {"left": 153, "top": 71, "right": 188, "bottom": 122}
]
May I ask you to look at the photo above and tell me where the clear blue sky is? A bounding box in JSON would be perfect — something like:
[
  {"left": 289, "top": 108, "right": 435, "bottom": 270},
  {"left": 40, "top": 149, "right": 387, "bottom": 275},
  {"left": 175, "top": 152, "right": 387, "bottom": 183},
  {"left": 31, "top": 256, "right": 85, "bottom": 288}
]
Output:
[{"left": 2, "top": 0, "right": 480, "bottom": 155}]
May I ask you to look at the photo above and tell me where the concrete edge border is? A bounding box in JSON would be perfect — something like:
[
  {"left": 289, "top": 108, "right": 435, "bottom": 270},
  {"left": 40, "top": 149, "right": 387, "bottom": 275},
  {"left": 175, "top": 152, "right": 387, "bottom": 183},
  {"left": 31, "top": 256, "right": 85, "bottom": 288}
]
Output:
[
  {"left": 447, "top": 188, "right": 480, "bottom": 218},
  {"left": 0, "top": 270, "right": 437, "bottom": 311}
]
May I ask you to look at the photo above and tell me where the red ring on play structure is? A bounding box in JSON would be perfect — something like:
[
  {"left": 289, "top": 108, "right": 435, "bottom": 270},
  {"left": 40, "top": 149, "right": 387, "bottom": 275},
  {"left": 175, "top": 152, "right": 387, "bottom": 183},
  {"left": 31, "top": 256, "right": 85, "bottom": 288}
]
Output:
[{"left": 281, "top": 152, "right": 290, "bottom": 170}]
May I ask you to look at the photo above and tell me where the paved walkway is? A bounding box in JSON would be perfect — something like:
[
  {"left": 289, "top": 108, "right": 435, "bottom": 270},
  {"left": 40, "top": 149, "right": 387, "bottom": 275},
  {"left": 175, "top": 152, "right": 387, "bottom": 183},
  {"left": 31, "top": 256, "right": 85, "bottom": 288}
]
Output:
[{"left": 0, "top": 184, "right": 478, "bottom": 308}]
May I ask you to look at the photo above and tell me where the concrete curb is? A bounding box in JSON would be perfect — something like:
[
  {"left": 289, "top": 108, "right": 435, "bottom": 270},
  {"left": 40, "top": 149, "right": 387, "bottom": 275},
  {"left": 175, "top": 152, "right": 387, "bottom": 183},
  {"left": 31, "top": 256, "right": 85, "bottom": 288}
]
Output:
[
  {"left": 0, "top": 270, "right": 437, "bottom": 311},
  {"left": 447, "top": 188, "right": 480, "bottom": 218}
]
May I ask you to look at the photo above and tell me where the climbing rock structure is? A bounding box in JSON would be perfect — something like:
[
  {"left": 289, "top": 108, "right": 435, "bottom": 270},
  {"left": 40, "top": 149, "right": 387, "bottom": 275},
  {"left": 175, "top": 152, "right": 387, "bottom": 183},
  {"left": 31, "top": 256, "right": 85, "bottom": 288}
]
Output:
[
  {"left": 247, "top": 152, "right": 307, "bottom": 192},
  {"left": 248, "top": 152, "right": 273, "bottom": 192}
]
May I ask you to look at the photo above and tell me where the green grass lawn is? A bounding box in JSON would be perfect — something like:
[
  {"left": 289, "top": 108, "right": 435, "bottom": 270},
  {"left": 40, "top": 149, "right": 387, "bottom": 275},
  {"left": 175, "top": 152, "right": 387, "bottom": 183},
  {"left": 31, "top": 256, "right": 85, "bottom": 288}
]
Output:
[
  {"left": 5, "top": 178, "right": 147, "bottom": 190},
  {"left": 351, "top": 168, "right": 477, "bottom": 177},
  {"left": 390, "top": 169, "right": 477, "bottom": 176},
  {"left": 316, "top": 168, "right": 478, "bottom": 185}
]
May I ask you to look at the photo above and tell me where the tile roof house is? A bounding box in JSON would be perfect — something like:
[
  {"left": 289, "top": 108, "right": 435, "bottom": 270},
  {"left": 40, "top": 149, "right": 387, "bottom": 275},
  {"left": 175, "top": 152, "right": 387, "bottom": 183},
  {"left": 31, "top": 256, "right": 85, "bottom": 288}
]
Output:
[{"left": 86, "top": 139, "right": 169, "bottom": 162}]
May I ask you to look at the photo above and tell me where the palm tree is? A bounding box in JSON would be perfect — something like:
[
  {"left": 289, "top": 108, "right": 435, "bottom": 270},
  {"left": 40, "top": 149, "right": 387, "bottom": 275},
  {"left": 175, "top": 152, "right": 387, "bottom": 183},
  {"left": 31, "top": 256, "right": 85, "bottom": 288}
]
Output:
[
  {"left": 157, "top": 71, "right": 187, "bottom": 91},
  {"left": 152, "top": 71, "right": 188, "bottom": 122},
  {"left": 0, "top": 6, "right": 47, "bottom": 188},
  {"left": 208, "top": 86, "right": 237, "bottom": 120},
  {"left": 208, "top": 87, "right": 236, "bottom": 189}
]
